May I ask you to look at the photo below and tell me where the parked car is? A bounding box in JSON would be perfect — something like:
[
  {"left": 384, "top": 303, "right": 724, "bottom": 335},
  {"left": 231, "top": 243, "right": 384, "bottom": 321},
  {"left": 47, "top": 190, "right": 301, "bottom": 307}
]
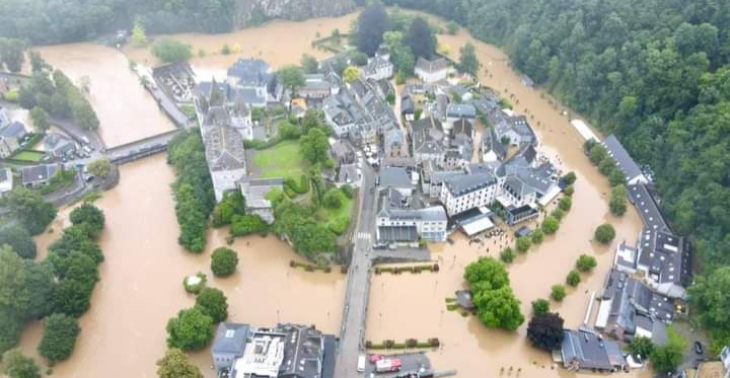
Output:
[{"left": 694, "top": 341, "right": 704, "bottom": 355}]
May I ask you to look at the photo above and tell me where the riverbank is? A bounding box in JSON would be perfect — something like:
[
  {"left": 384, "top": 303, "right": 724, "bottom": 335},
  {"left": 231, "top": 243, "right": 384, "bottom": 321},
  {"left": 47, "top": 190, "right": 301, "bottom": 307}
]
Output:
[{"left": 24, "top": 155, "right": 345, "bottom": 377}]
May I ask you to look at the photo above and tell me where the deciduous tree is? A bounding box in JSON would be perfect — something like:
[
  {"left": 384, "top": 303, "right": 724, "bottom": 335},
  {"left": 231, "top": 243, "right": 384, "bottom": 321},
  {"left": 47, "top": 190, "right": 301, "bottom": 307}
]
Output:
[
  {"left": 156, "top": 348, "right": 203, "bottom": 378},
  {"left": 38, "top": 314, "right": 80, "bottom": 363},
  {"left": 211, "top": 247, "right": 239, "bottom": 277},
  {"left": 527, "top": 313, "right": 565, "bottom": 351},
  {"left": 166, "top": 308, "right": 213, "bottom": 351},
  {"left": 194, "top": 288, "right": 228, "bottom": 323}
]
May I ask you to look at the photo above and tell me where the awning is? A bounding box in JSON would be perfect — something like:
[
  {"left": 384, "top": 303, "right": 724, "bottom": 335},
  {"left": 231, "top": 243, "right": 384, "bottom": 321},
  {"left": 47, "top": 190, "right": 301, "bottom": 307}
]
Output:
[{"left": 461, "top": 216, "right": 495, "bottom": 237}]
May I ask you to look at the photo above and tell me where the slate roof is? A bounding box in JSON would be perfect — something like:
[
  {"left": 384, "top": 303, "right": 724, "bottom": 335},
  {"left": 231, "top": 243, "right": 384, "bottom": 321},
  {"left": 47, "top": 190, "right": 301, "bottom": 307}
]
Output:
[
  {"left": 446, "top": 103, "right": 476, "bottom": 119},
  {"left": 401, "top": 96, "right": 415, "bottom": 115},
  {"left": 227, "top": 59, "right": 274, "bottom": 87},
  {"left": 603, "top": 135, "right": 644, "bottom": 183},
  {"left": 20, "top": 164, "right": 59, "bottom": 185},
  {"left": 410, "top": 117, "right": 445, "bottom": 155},
  {"left": 204, "top": 124, "right": 246, "bottom": 172},
  {"left": 0, "top": 121, "right": 27, "bottom": 139},
  {"left": 628, "top": 183, "right": 669, "bottom": 232},
  {"left": 481, "top": 127, "right": 507, "bottom": 160},
  {"left": 212, "top": 322, "right": 250, "bottom": 355},
  {"left": 561, "top": 328, "right": 626, "bottom": 371},
  {"left": 379, "top": 166, "right": 411, "bottom": 189},
  {"left": 415, "top": 57, "right": 448, "bottom": 74},
  {"left": 443, "top": 173, "right": 497, "bottom": 197}
]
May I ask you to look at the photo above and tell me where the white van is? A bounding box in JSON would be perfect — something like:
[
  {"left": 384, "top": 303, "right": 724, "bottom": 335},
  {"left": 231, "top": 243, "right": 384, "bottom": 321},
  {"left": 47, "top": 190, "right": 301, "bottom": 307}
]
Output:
[{"left": 357, "top": 354, "right": 366, "bottom": 372}]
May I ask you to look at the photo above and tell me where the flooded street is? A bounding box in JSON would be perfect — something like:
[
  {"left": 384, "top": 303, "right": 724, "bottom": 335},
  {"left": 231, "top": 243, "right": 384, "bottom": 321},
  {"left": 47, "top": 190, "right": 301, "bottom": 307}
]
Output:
[
  {"left": 25, "top": 155, "right": 345, "bottom": 378},
  {"left": 34, "top": 44, "right": 176, "bottom": 148},
  {"left": 17, "top": 10, "right": 651, "bottom": 378},
  {"left": 364, "top": 14, "right": 647, "bottom": 378}
]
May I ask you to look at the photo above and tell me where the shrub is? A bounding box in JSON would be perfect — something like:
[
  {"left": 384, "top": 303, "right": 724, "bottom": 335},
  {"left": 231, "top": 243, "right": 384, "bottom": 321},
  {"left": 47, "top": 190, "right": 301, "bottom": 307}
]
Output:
[
  {"left": 531, "top": 299, "right": 550, "bottom": 316},
  {"left": 211, "top": 247, "right": 239, "bottom": 277},
  {"left": 2, "top": 349, "right": 41, "bottom": 378},
  {"left": 194, "top": 288, "right": 228, "bottom": 323},
  {"left": 340, "top": 184, "right": 354, "bottom": 199},
  {"left": 563, "top": 172, "right": 577, "bottom": 185},
  {"left": 551, "top": 208, "right": 565, "bottom": 221},
  {"left": 500, "top": 247, "right": 515, "bottom": 263},
  {"left": 183, "top": 272, "right": 207, "bottom": 294},
  {"left": 38, "top": 314, "right": 80, "bottom": 363},
  {"left": 152, "top": 38, "right": 193, "bottom": 63},
  {"left": 166, "top": 308, "right": 213, "bottom": 351},
  {"left": 530, "top": 229, "right": 544, "bottom": 244},
  {"left": 69, "top": 203, "right": 105, "bottom": 239},
  {"left": 595, "top": 224, "right": 616, "bottom": 244},
  {"left": 610, "top": 185, "right": 628, "bottom": 216},
  {"left": 576, "top": 255, "right": 597, "bottom": 273},
  {"left": 328, "top": 217, "right": 350, "bottom": 235},
  {"left": 566, "top": 270, "right": 581, "bottom": 287},
  {"left": 551, "top": 285, "right": 566, "bottom": 301},
  {"left": 558, "top": 197, "right": 572, "bottom": 212},
  {"left": 541, "top": 216, "right": 560, "bottom": 235},
  {"left": 516, "top": 236, "right": 531, "bottom": 253},
  {"left": 323, "top": 189, "right": 344, "bottom": 209},
  {"left": 563, "top": 185, "right": 575, "bottom": 197}
]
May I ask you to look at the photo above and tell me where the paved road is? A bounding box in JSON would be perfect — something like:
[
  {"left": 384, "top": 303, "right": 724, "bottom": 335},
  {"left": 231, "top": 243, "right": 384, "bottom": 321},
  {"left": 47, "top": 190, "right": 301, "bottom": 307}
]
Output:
[{"left": 335, "top": 164, "right": 378, "bottom": 378}]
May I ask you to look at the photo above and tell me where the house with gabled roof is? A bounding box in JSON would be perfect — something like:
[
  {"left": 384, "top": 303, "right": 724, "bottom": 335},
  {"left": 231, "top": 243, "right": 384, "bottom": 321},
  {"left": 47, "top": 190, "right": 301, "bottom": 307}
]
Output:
[
  {"left": 560, "top": 327, "right": 627, "bottom": 372},
  {"left": 409, "top": 117, "right": 446, "bottom": 166},
  {"left": 415, "top": 57, "right": 448, "bottom": 83}
]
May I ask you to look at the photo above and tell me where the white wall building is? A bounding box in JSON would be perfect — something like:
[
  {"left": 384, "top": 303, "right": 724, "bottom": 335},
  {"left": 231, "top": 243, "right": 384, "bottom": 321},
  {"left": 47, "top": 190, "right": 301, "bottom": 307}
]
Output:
[
  {"left": 415, "top": 57, "right": 448, "bottom": 84},
  {"left": 440, "top": 173, "right": 499, "bottom": 216}
]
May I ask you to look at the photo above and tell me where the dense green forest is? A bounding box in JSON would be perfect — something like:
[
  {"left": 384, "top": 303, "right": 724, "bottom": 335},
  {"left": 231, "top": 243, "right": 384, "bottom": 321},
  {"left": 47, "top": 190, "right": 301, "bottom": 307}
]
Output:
[
  {"left": 0, "top": 0, "right": 236, "bottom": 44},
  {"left": 384, "top": 0, "right": 730, "bottom": 350}
]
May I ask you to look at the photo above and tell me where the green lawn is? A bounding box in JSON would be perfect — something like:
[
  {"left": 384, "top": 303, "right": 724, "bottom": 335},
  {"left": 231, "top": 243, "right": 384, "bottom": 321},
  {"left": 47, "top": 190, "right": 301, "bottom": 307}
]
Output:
[
  {"left": 11, "top": 150, "right": 45, "bottom": 162},
  {"left": 318, "top": 195, "right": 353, "bottom": 221},
  {"left": 254, "top": 140, "right": 306, "bottom": 179}
]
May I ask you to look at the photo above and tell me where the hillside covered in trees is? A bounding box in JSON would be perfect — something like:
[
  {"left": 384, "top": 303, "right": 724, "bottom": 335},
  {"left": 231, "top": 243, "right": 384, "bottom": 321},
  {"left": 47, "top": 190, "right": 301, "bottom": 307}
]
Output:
[
  {"left": 0, "top": 0, "right": 355, "bottom": 45},
  {"left": 385, "top": 0, "right": 730, "bottom": 349}
]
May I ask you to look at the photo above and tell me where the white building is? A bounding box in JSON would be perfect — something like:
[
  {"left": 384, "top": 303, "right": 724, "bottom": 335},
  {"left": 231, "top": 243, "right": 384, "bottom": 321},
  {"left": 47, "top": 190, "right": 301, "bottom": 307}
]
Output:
[
  {"left": 376, "top": 189, "right": 448, "bottom": 243},
  {"left": 361, "top": 55, "right": 394, "bottom": 81},
  {"left": 721, "top": 346, "right": 730, "bottom": 378},
  {"left": 0, "top": 168, "right": 13, "bottom": 197},
  {"left": 415, "top": 57, "right": 448, "bottom": 83},
  {"left": 440, "top": 173, "right": 499, "bottom": 216}
]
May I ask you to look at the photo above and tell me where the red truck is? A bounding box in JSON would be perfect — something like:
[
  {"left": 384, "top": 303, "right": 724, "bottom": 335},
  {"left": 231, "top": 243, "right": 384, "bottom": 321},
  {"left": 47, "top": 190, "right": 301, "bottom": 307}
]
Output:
[{"left": 375, "top": 358, "right": 402, "bottom": 373}]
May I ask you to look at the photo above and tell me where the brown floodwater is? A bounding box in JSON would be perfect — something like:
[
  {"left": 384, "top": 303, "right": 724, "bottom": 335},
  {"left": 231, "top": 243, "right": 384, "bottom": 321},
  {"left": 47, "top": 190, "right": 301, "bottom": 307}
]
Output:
[
  {"left": 17, "top": 10, "right": 650, "bottom": 378},
  {"left": 34, "top": 44, "right": 176, "bottom": 148},
  {"left": 364, "top": 12, "right": 647, "bottom": 378},
  {"left": 24, "top": 155, "right": 345, "bottom": 378},
  {"left": 122, "top": 14, "right": 358, "bottom": 71}
]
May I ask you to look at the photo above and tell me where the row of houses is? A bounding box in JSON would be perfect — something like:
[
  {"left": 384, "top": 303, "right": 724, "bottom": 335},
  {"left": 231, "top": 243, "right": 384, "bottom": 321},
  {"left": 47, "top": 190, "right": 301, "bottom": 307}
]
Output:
[
  {"left": 212, "top": 322, "right": 336, "bottom": 378},
  {"left": 558, "top": 134, "right": 692, "bottom": 374},
  {"left": 372, "top": 71, "right": 562, "bottom": 246}
]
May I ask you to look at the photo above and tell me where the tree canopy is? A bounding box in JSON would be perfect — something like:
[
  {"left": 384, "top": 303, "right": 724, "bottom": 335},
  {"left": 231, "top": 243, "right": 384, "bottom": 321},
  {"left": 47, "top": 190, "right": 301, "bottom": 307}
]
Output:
[
  {"left": 404, "top": 17, "right": 436, "bottom": 59},
  {"left": 464, "top": 258, "right": 524, "bottom": 331},
  {"left": 38, "top": 314, "right": 80, "bottom": 363},
  {"left": 594, "top": 224, "right": 616, "bottom": 244},
  {"left": 4, "top": 188, "right": 57, "bottom": 236},
  {"left": 459, "top": 42, "right": 480, "bottom": 76},
  {"left": 356, "top": 3, "right": 389, "bottom": 56},
  {"left": 166, "top": 308, "right": 214, "bottom": 352},
  {"left": 2, "top": 349, "right": 41, "bottom": 378},
  {"left": 527, "top": 313, "right": 565, "bottom": 351},
  {"left": 211, "top": 247, "right": 239, "bottom": 278},
  {"left": 151, "top": 38, "right": 193, "bottom": 63},
  {"left": 194, "top": 287, "right": 229, "bottom": 323},
  {"left": 0, "top": 225, "right": 37, "bottom": 260},
  {"left": 156, "top": 348, "right": 203, "bottom": 378}
]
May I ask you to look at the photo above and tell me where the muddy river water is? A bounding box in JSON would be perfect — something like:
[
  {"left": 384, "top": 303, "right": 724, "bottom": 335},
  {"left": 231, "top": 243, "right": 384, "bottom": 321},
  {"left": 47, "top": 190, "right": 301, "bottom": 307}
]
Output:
[{"left": 17, "top": 11, "right": 649, "bottom": 378}]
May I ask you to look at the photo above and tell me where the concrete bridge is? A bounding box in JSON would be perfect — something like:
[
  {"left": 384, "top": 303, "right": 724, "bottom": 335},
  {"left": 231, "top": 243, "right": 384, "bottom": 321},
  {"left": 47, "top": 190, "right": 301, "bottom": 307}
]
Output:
[{"left": 107, "top": 129, "right": 182, "bottom": 165}]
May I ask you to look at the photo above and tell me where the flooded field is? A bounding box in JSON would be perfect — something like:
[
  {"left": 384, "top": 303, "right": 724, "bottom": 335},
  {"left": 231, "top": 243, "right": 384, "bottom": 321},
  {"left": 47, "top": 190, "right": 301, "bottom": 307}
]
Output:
[
  {"left": 123, "top": 14, "right": 358, "bottom": 71},
  {"left": 34, "top": 44, "right": 176, "bottom": 148},
  {"left": 24, "top": 155, "right": 345, "bottom": 378}
]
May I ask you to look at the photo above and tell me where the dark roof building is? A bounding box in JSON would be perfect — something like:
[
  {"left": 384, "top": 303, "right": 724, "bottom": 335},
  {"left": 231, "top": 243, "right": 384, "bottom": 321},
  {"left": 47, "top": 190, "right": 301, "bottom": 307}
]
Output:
[
  {"left": 603, "top": 135, "right": 648, "bottom": 185},
  {"left": 560, "top": 328, "right": 627, "bottom": 372}
]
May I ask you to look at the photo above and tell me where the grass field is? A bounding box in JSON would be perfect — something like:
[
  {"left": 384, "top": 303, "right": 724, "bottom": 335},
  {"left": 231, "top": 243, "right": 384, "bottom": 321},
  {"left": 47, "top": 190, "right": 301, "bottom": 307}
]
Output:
[
  {"left": 11, "top": 150, "right": 45, "bottom": 162},
  {"left": 254, "top": 140, "right": 306, "bottom": 179},
  {"left": 318, "top": 195, "right": 353, "bottom": 221}
]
